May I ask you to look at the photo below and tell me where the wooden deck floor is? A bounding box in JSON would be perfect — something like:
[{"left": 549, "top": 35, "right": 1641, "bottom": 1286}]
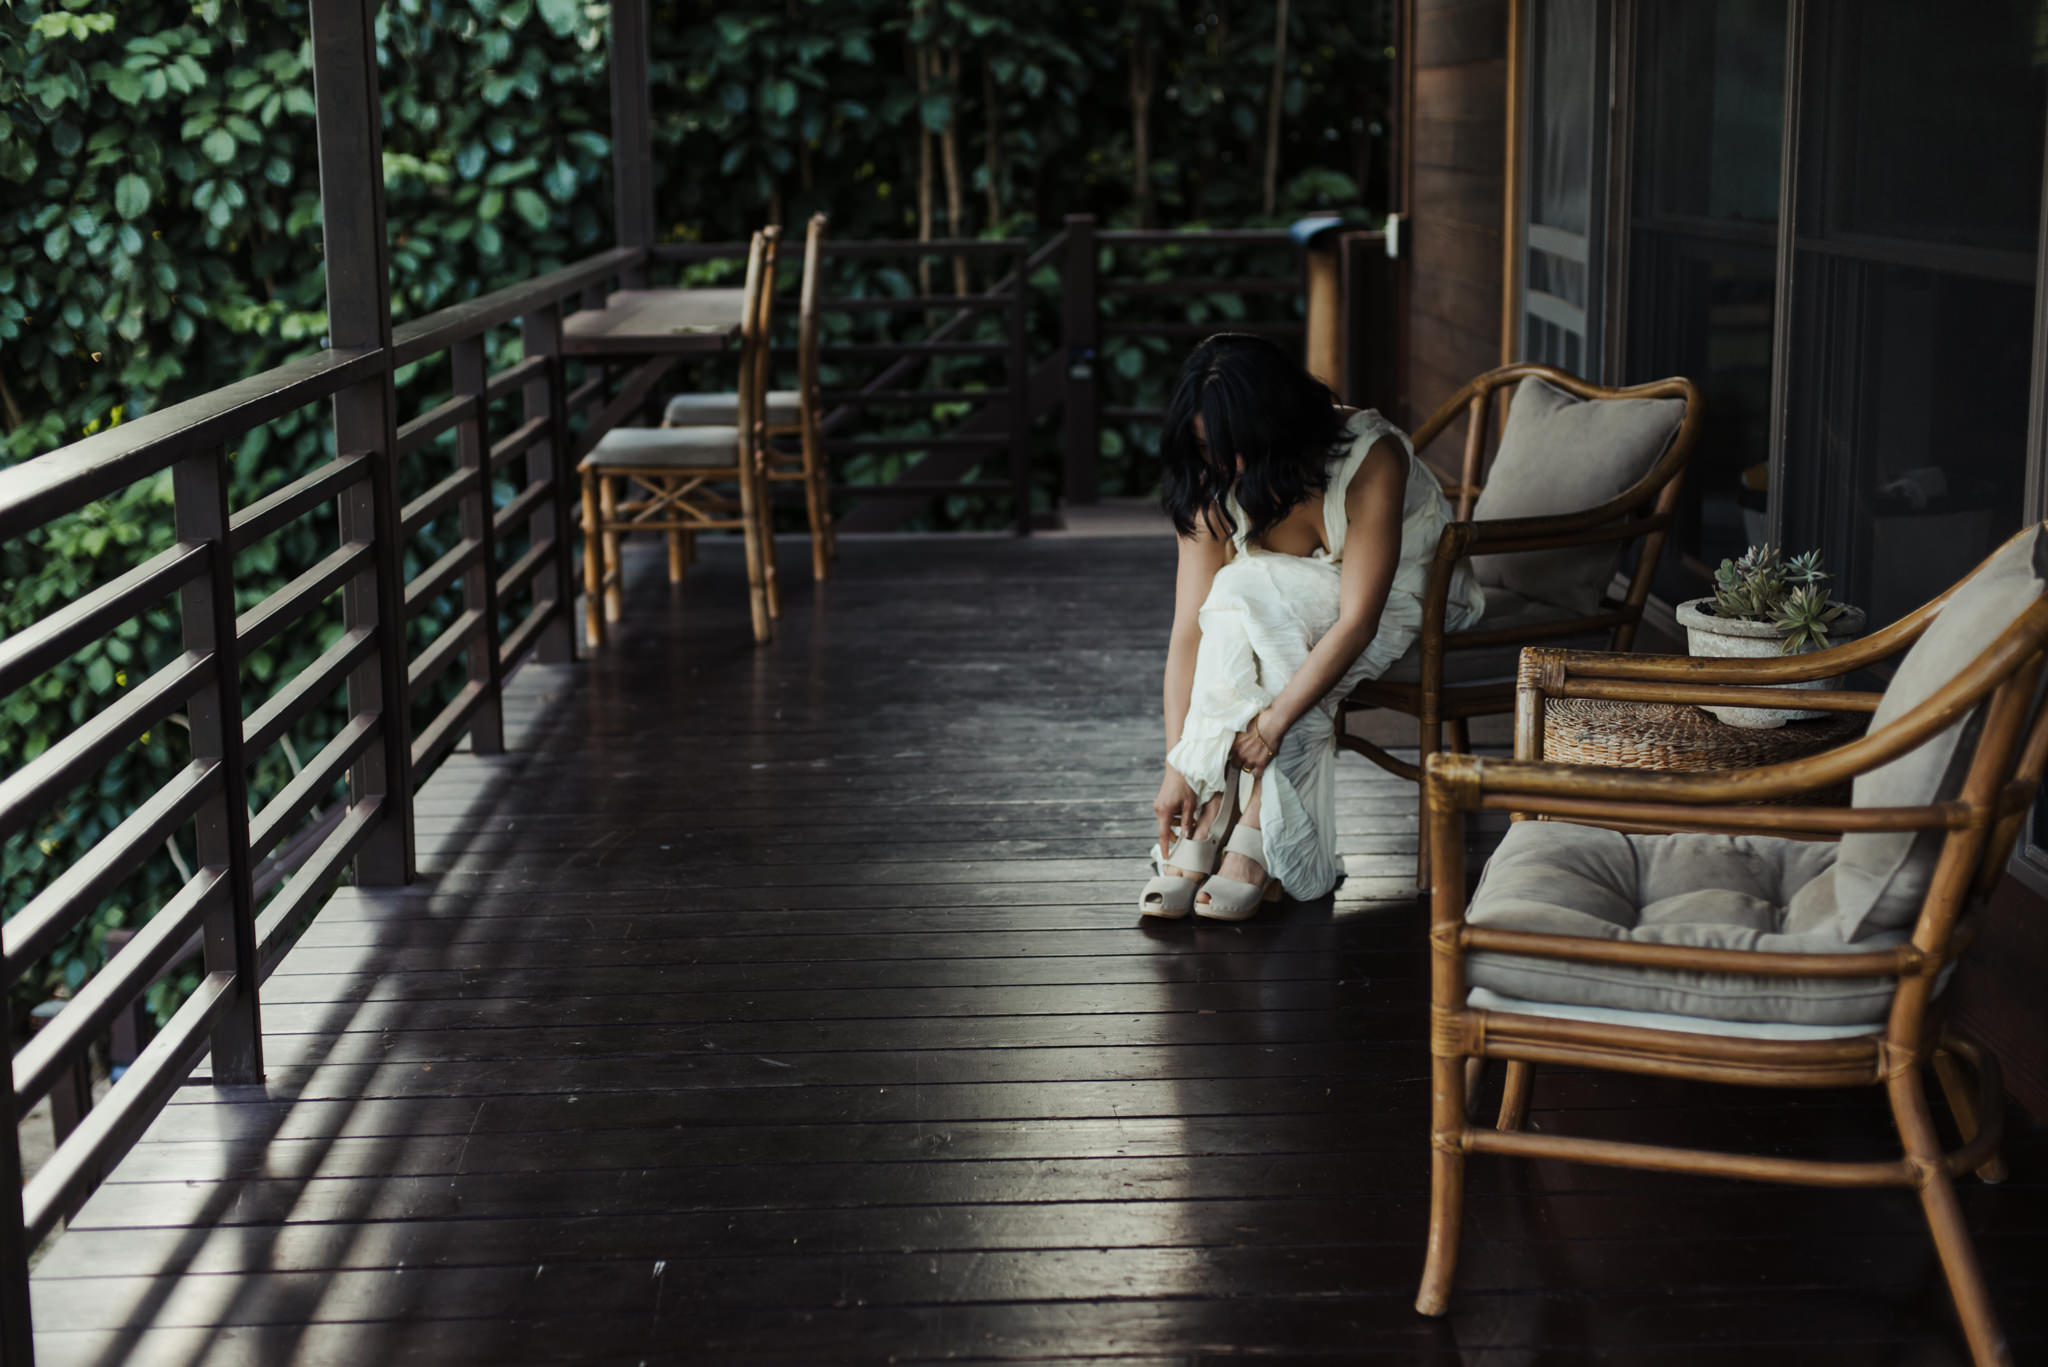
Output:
[{"left": 29, "top": 535, "right": 2046, "bottom": 1365}]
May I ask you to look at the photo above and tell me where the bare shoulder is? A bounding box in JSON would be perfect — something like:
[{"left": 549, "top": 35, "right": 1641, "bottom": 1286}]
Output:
[{"left": 1343, "top": 433, "right": 1409, "bottom": 507}]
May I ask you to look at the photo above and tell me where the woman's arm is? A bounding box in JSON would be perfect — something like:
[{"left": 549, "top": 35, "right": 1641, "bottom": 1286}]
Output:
[
  {"left": 1235, "top": 436, "right": 1407, "bottom": 773},
  {"left": 1157, "top": 515, "right": 1230, "bottom": 853}
]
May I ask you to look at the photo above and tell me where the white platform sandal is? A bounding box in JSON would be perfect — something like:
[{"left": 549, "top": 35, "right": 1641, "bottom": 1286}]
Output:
[
  {"left": 1194, "top": 819, "right": 1283, "bottom": 922},
  {"left": 1140, "top": 774, "right": 1236, "bottom": 919}
]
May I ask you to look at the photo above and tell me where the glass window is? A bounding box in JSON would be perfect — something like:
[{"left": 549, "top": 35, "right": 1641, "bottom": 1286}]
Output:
[
  {"left": 1521, "top": 0, "right": 1606, "bottom": 372},
  {"left": 1781, "top": 0, "right": 2045, "bottom": 629},
  {"left": 1625, "top": 0, "right": 1787, "bottom": 591}
]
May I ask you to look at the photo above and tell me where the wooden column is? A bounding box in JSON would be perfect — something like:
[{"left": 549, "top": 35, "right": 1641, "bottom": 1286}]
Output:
[
  {"left": 0, "top": 1011, "right": 29, "bottom": 1366},
  {"left": 1008, "top": 243, "right": 1032, "bottom": 534},
  {"left": 310, "top": 0, "right": 413, "bottom": 883},
  {"left": 171, "top": 447, "right": 264, "bottom": 1083},
  {"left": 450, "top": 337, "right": 505, "bottom": 752},
  {"left": 1060, "top": 214, "right": 1099, "bottom": 506},
  {"left": 609, "top": 0, "right": 654, "bottom": 288},
  {"left": 522, "top": 305, "right": 577, "bottom": 663}
]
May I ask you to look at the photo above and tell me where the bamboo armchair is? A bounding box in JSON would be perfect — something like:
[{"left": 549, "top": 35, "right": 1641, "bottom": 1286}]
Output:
[
  {"left": 1415, "top": 527, "right": 2048, "bottom": 1367},
  {"left": 580, "top": 227, "right": 779, "bottom": 646},
  {"left": 666, "top": 213, "right": 835, "bottom": 582},
  {"left": 1337, "top": 363, "right": 1704, "bottom": 888}
]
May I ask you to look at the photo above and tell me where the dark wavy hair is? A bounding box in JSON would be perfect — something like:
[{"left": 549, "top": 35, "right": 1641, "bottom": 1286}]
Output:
[{"left": 1158, "top": 332, "right": 1350, "bottom": 542}]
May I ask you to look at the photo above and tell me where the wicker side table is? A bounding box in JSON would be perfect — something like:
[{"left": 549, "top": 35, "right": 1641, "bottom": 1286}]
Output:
[{"left": 1542, "top": 697, "right": 1865, "bottom": 801}]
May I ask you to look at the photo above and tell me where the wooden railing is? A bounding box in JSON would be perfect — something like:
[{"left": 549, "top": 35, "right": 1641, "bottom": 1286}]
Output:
[
  {"left": 650, "top": 235, "right": 1048, "bottom": 534},
  {"left": 0, "top": 241, "right": 639, "bottom": 1355}
]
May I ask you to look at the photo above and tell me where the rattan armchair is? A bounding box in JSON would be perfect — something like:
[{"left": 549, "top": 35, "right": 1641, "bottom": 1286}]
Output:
[
  {"left": 1338, "top": 363, "right": 1704, "bottom": 888},
  {"left": 1414, "top": 526, "right": 2048, "bottom": 1367}
]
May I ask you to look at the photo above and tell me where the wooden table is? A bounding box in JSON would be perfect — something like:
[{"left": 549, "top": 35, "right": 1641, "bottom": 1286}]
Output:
[
  {"left": 1542, "top": 696, "right": 1865, "bottom": 802},
  {"left": 561, "top": 288, "right": 747, "bottom": 356}
]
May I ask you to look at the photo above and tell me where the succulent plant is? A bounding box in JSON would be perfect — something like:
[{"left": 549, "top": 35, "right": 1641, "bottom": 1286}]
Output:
[{"left": 1710, "top": 544, "right": 1847, "bottom": 653}]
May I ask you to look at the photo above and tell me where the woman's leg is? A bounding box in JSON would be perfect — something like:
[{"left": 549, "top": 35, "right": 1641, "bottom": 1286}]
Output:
[
  {"left": 1197, "top": 772, "right": 1265, "bottom": 907},
  {"left": 1159, "top": 778, "right": 1230, "bottom": 879}
]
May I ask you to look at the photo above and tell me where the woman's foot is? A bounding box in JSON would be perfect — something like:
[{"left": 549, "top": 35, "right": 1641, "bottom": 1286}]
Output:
[
  {"left": 1196, "top": 772, "right": 1279, "bottom": 920},
  {"left": 1142, "top": 787, "right": 1233, "bottom": 918}
]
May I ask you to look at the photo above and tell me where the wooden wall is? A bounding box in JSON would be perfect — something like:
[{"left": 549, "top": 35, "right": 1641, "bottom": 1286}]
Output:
[{"left": 1400, "top": 0, "right": 1509, "bottom": 467}]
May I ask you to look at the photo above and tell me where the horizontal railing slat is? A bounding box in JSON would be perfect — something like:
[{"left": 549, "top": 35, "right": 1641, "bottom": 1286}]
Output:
[
  {"left": 400, "top": 466, "right": 473, "bottom": 537},
  {"left": 234, "top": 541, "right": 372, "bottom": 657},
  {"left": 406, "top": 607, "right": 486, "bottom": 701},
  {"left": 485, "top": 354, "right": 549, "bottom": 400},
  {"left": 820, "top": 342, "right": 1008, "bottom": 359},
  {"left": 10, "top": 867, "right": 223, "bottom": 1112},
  {"left": 1097, "top": 228, "right": 1294, "bottom": 244},
  {"left": 255, "top": 797, "right": 384, "bottom": 978},
  {"left": 0, "top": 542, "right": 208, "bottom": 700},
  {"left": 242, "top": 626, "right": 375, "bottom": 758},
  {"left": 0, "top": 651, "right": 213, "bottom": 846},
  {"left": 1102, "top": 276, "right": 1298, "bottom": 296},
  {"left": 410, "top": 678, "right": 488, "bottom": 776},
  {"left": 492, "top": 478, "right": 552, "bottom": 537},
  {"left": 394, "top": 393, "right": 479, "bottom": 459},
  {"left": 0, "top": 348, "right": 382, "bottom": 542},
  {"left": 830, "top": 480, "right": 1011, "bottom": 496},
  {"left": 403, "top": 537, "right": 484, "bottom": 617},
  {"left": 227, "top": 451, "right": 372, "bottom": 553},
  {"left": 21, "top": 967, "right": 235, "bottom": 1246},
  {"left": 497, "top": 598, "right": 558, "bottom": 673},
  {"left": 247, "top": 714, "right": 380, "bottom": 863},
  {"left": 816, "top": 295, "right": 1010, "bottom": 312},
  {"left": 495, "top": 537, "right": 555, "bottom": 601},
  {"left": 391, "top": 246, "right": 641, "bottom": 365},
  {"left": 489, "top": 415, "right": 550, "bottom": 471},
  {"left": 1, "top": 760, "right": 220, "bottom": 981}
]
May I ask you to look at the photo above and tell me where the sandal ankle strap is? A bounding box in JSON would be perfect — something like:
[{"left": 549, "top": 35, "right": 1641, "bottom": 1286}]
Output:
[{"left": 1223, "top": 823, "right": 1264, "bottom": 865}]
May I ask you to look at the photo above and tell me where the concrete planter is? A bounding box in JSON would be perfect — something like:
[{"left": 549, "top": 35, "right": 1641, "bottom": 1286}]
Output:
[{"left": 1674, "top": 598, "right": 1868, "bottom": 729}]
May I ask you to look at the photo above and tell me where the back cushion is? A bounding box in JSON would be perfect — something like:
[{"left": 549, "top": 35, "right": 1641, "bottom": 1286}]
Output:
[
  {"left": 1470, "top": 376, "right": 1686, "bottom": 615},
  {"left": 1803, "top": 527, "right": 2048, "bottom": 941}
]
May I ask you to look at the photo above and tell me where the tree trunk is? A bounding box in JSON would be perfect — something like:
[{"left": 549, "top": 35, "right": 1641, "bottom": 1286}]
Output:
[
  {"left": 914, "top": 40, "right": 935, "bottom": 299},
  {"left": 940, "top": 46, "right": 969, "bottom": 296},
  {"left": 981, "top": 55, "right": 1005, "bottom": 228},
  {"left": 1262, "top": 0, "right": 1290, "bottom": 217},
  {"left": 1128, "top": 17, "right": 1156, "bottom": 229}
]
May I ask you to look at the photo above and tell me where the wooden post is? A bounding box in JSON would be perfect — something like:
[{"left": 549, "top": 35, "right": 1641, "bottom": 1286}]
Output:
[
  {"left": 609, "top": 0, "right": 654, "bottom": 289},
  {"left": 1060, "top": 214, "right": 1099, "bottom": 506},
  {"left": 0, "top": 1009, "right": 28, "bottom": 1365},
  {"left": 451, "top": 337, "right": 505, "bottom": 752},
  {"left": 523, "top": 305, "right": 577, "bottom": 663},
  {"left": 171, "top": 447, "right": 264, "bottom": 1084},
  {"left": 1009, "top": 243, "right": 1033, "bottom": 534},
  {"left": 311, "top": 0, "right": 413, "bottom": 883}
]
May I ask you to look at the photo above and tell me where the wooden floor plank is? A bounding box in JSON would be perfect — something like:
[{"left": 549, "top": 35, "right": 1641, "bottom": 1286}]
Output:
[{"left": 32, "top": 536, "right": 2043, "bottom": 1364}]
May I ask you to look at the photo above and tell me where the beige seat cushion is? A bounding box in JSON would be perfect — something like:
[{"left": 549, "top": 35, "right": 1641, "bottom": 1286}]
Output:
[
  {"left": 587, "top": 425, "right": 740, "bottom": 469},
  {"left": 1466, "top": 986, "right": 1883, "bottom": 1041},
  {"left": 1465, "top": 820, "right": 1900, "bottom": 1025},
  {"left": 1375, "top": 586, "right": 1607, "bottom": 686},
  {"left": 665, "top": 391, "right": 800, "bottom": 427},
  {"left": 1784, "top": 525, "right": 2048, "bottom": 942},
  {"left": 1470, "top": 376, "right": 1684, "bottom": 616}
]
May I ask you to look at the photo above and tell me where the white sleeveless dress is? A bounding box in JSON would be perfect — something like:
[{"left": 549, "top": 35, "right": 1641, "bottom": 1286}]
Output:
[{"left": 1162, "top": 410, "right": 1486, "bottom": 899}]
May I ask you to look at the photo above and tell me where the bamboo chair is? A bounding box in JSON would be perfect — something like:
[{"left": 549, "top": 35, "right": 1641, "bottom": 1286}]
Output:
[
  {"left": 580, "top": 227, "right": 779, "bottom": 646},
  {"left": 1415, "top": 525, "right": 2048, "bottom": 1367},
  {"left": 665, "top": 213, "right": 836, "bottom": 582},
  {"left": 1337, "top": 363, "right": 1704, "bottom": 888}
]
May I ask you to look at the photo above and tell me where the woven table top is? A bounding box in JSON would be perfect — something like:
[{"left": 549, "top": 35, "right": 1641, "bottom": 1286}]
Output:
[{"left": 1542, "top": 696, "right": 1866, "bottom": 773}]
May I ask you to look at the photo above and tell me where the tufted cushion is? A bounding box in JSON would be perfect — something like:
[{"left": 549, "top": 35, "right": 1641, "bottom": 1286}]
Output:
[
  {"left": 1470, "top": 376, "right": 1684, "bottom": 616},
  {"left": 1785, "top": 526, "right": 2048, "bottom": 942},
  {"left": 1465, "top": 820, "right": 1903, "bottom": 1025},
  {"left": 665, "top": 390, "right": 801, "bottom": 428},
  {"left": 586, "top": 425, "right": 740, "bottom": 468},
  {"left": 1378, "top": 586, "right": 1607, "bottom": 685}
]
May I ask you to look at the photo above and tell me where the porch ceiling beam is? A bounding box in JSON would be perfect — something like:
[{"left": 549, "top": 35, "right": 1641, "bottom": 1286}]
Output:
[{"left": 609, "top": 0, "right": 654, "bottom": 287}]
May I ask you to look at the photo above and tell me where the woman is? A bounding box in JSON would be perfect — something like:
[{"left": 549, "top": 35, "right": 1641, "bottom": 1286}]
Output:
[{"left": 1142, "top": 333, "right": 1485, "bottom": 921}]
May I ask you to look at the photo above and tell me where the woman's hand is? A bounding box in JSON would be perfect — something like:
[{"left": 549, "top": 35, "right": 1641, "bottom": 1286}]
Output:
[
  {"left": 1154, "top": 766, "right": 1201, "bottom": 858},
  {"left": 1232, "top": 709, "right": 1285, "bottom": 779}
]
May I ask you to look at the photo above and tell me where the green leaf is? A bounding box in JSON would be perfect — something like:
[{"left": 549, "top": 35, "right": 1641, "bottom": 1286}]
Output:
[
  {"left": 51, "top": 121, "right": 84, "bottom": 158},
  {"left": 115, "top": 173, "right": 151, "bottom": 220},
  {"left": 511, "top": 187, "right": 549, "bottom": 230},
  {"left": 764, "top": 79, "right": 798, "bottom": 119},
  {"left": 537, "top": 0, "right": 580, "bottom": 36},
  {"left": 479, "top": 188, "right": 505, "bottom": 220},
  {"left": 201, "top": 128, "right": 237, "bottom": 164}
]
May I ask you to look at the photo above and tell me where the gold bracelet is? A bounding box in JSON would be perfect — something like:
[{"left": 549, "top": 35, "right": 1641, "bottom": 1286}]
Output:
[{"left": 1252, "top": 719, "right": 1277, "bottom": 757}]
